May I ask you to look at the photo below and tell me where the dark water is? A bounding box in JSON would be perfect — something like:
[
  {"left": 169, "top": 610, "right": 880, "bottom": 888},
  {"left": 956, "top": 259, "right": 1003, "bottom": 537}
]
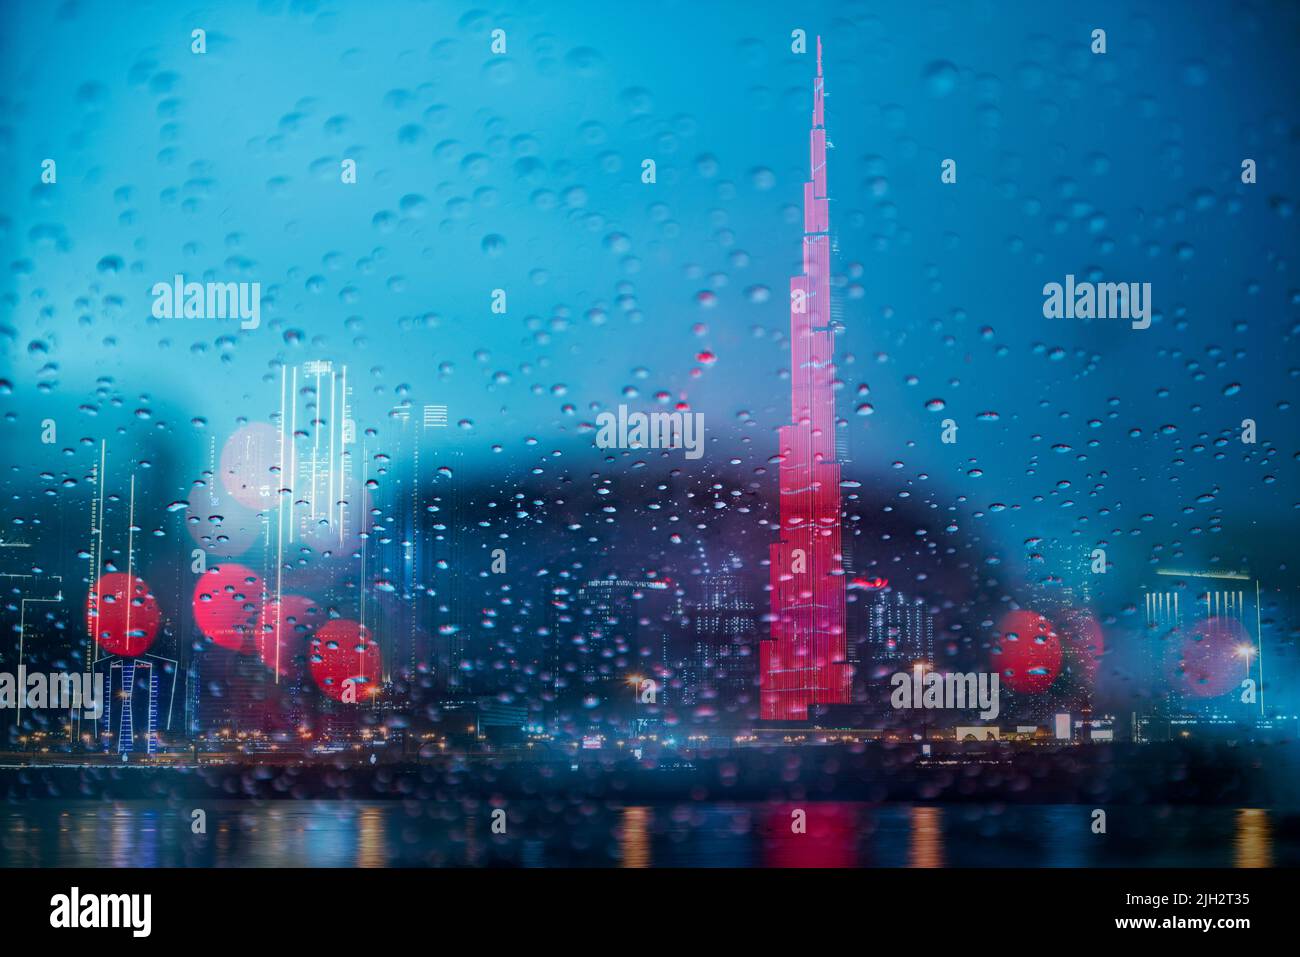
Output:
[{"left": 1, "top": 801, "right": 1293, "bottom": 867}]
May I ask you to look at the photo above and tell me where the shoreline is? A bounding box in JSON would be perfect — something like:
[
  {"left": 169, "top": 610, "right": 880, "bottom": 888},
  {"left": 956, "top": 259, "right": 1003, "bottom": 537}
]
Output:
[{"left": 2, "top": 740, "right": 1296, "bottom": 806}]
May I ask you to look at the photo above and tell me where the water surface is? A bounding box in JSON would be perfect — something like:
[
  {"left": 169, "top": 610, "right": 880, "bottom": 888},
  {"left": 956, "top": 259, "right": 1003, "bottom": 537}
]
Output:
[{"left": 1, "top": 801, "right": 1292, "bottom": 867}]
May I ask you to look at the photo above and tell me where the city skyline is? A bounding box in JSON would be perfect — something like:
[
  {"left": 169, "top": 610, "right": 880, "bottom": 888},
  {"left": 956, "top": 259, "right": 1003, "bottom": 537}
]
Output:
[{"left": 0, "top": 0, "right": 1298, "bottom": 901}]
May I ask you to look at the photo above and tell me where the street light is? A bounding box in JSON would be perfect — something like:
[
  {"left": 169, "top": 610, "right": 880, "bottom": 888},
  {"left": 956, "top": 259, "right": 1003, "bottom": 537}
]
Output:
[{"left": 625, "top": 674, "right": 646, "bottom": 741}]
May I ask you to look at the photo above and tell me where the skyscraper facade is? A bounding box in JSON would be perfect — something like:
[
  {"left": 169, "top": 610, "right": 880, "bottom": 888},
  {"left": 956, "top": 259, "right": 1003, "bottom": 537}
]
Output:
[
  {"left": 372, "top": 403, "right": 451, "bottom": 694},
  {"left": 551, "top": 577, "right": 683, "bottom": 731},
  {"left": 761, "top": 38, "right": 852, "bottom": 721},
  {"left": 683, "top": 552, "right": 760, "bottom": 722},
  {"left": 1138, "top": 569, "right": 1263, "bottom": 740},
  {"left": 863, "top": 589, "right": 935, "bottom": 668}
]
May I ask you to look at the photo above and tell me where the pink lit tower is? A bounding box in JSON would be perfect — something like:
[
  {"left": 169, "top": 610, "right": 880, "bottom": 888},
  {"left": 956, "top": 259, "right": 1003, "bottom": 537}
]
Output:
[{"left": 760, "top": 37, "right": 852, "bottom": 721}]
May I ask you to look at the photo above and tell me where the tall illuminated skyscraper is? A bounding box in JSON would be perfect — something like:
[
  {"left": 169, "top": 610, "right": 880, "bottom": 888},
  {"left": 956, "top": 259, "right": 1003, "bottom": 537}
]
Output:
[{"left": 761, "top": 38, "right": 853, "bottom": 721}]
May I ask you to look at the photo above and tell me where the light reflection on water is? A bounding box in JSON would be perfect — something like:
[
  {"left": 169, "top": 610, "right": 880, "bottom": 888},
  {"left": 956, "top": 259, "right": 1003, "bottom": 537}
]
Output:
[
  {"left": 910, "top": 806, "right": 944, "bottom": 868},
  {"left": 3, "top": 802, "right": 1296, "bottom": 868},
  {"left": 1233, "top": 808, "right": 1272, "bottom": 869},
  {"left": 621, "top": 806, "right": 652, "bottom": 869}
]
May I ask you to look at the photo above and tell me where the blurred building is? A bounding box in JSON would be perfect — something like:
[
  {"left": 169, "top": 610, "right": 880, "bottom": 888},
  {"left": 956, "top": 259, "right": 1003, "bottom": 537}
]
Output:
[
  {"left": 844, "top": 586, "right": 936, "bottom": 726},
  {"left": 437, "top": 696, "right": 530, "bottom": 746},
  {"left": 193, "top": 647, "right": 274, "bottom": 738},
  {"left": 426, "top": 443, "right": 470, "bottom": 697},
  {"left": 680, "top": 552, "right": 759, "bottom": 725},
  {"left": 551, "top": 576, "right": 684, "bottom": 732},
  {"left": 1010, "top": 539, "right": 1105, "bottom": 728},
  {"left": 1135, "top": 568, "right": 1263, "bottom": 742},
  {"left": 860, "top": 588, "right": 935, "bottom": 669},
  {"left": 371, "top": 403, "right": 457, "bottom": 696}
]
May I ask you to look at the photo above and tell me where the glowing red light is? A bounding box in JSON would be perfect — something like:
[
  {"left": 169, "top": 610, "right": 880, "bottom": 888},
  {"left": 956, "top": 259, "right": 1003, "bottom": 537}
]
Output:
[
  {"left": 309, "top": 619, "right": 380, "bottom": 703},
  {"left": 993, "top": 610, "right": 1063, "bottom": 693},
  {"left": 257, "top": 594, "right": 326, "bottom": 677},
  {"left": 192, "top": 563, "right": 263, "bottom": 653},
  {"left": 1172, "top": 617, "right": 1247, "bottom": 699},
  {"left": 88, "top": 572, "right": 161, "bottom": 657}
]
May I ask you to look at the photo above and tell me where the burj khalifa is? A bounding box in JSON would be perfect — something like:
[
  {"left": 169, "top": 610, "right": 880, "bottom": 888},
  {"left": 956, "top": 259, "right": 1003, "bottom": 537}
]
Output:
[{"left": 760, "top": 37, "right": 853, "bottom": 721}]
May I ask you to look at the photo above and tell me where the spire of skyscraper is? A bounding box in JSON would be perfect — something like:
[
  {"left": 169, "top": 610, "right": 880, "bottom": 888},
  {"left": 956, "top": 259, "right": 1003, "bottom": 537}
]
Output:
[{"left": 760, "top": 37, "right": 852, "bottom": 721}]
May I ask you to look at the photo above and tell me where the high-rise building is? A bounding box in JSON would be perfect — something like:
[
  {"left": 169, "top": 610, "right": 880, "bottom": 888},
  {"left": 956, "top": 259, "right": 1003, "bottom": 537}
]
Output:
[
  {"left": 861, "top": 589, "right": 935, "bottom": 668},
  {"left": 371, "top": 403, "right": 454, "bottom": 693},
  {"left": 427, "top": 446, "right": 468, "bottom": 696},
  {"left": 761, "top": 37, "right": 853, "bottom": 721},
  {"left": 1023, "top": 540, "right": 1103, "bottom": 720},
  {"left": 683, "top": 552, "right": 759, "bottom": 723},
  {"left": 1138, "top": 568, "right": 1263, "bottom": 739},
  {"left": 286, "top": 359, "right": 357, "bottom": 549},
  {"left": 96, "top": 656, "right": 162, "bottom": 754},
  {"left": 184, "top": 655, "right": 200, "bottom": 737},
  {"left": 559, "top": 577, "right": 682, "bottom": 728},
  {"left": 194, "top": 646, "right": 276, "bottom": 737}
]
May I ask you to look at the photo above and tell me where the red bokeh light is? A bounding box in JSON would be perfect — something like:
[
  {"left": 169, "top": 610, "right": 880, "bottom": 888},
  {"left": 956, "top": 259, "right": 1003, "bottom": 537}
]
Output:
[
  {"left": 257, "top": 594, "right": 326, "bottom": 677},
  {"left": 993, "top": 610, "right": 1063, "bottom": 693},
  {"left": 309, "top": 619, "right": 380, "bottom": 703},
  {"left": 87, "top": 572, "right": 161, "bottom": 657},
  {"left": 1172, "top": 616, "right": 1248, "bottom": 699},
  {"left": 192, "top": 563, "right": 263, "bottom": 653}
]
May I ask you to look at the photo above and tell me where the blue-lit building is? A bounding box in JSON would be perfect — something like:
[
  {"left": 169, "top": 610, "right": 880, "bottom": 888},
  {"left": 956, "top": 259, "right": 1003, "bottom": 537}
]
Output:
[{"left": 96, "top": 657, "right": 161, "bottom": 754}]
